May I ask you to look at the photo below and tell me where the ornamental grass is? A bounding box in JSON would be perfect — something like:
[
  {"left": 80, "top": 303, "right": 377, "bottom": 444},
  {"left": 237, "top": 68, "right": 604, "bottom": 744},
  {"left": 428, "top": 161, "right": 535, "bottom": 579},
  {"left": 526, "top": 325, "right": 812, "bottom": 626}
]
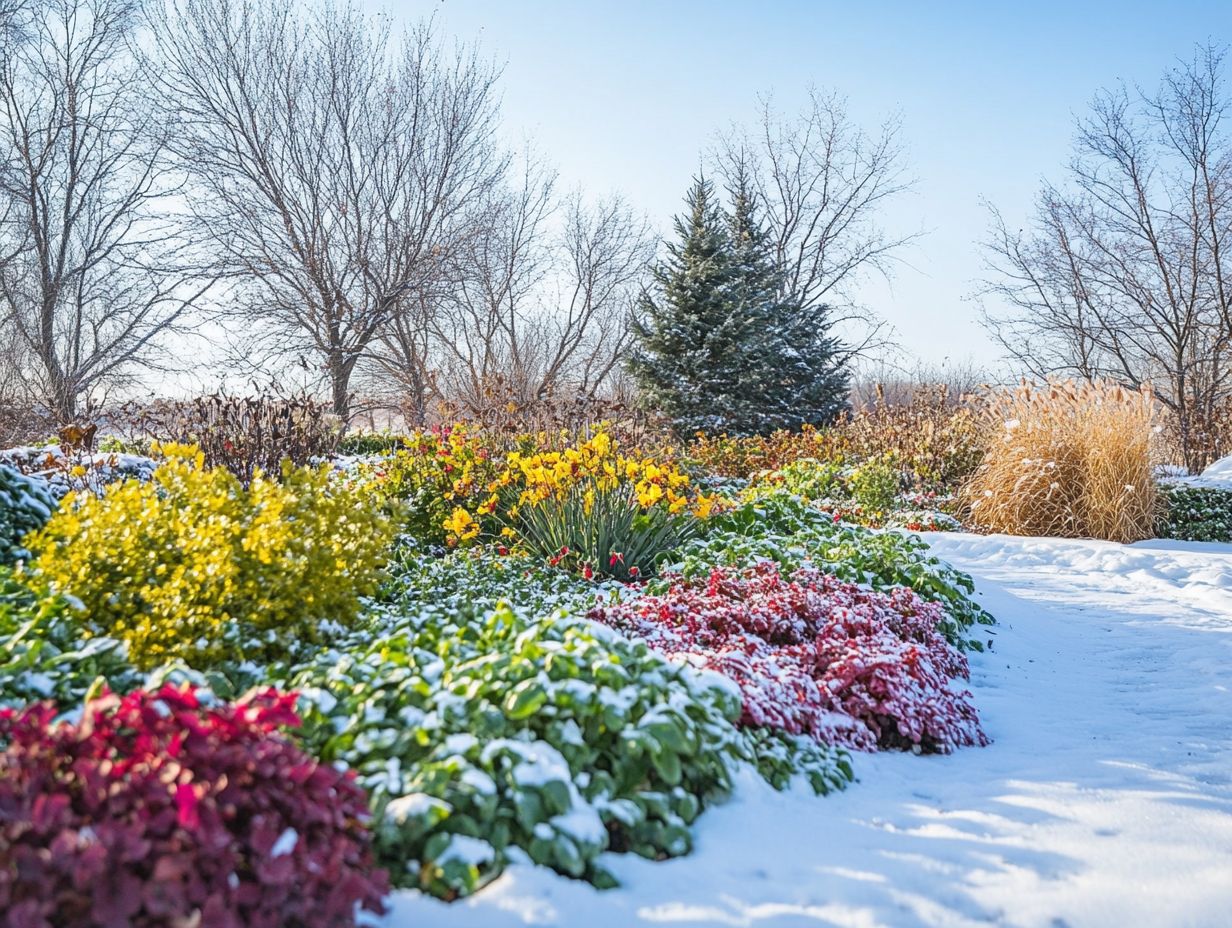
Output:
[{"left": 962, "top": 380, "right": 1159, "bottom": 543}]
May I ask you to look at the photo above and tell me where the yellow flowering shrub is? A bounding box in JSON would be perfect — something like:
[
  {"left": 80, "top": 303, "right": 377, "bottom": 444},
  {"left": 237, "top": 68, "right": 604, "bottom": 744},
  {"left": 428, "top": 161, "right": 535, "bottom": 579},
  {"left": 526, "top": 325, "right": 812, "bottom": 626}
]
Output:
[
  {"left": 365, "top": 424, "right": 502, "bottom": 546},
  {"left": 27, "top": 444, "right": 394, "bottom": 669}
]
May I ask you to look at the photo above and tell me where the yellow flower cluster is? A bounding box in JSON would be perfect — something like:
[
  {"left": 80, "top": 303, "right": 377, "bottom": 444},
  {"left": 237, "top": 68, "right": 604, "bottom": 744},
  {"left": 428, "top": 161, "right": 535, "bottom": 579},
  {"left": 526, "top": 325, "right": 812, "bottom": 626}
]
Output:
[
  {"left": 28, "top": 443, "right": 394, "bottom": 668},
  {"left": 443, "top": 506, "right": 481, "bottom": 543},
  {"left": 498, "top": 431, "right": 702, "bottom": 516},
  {"left": 370, "top": 423, "right": 503, "bottom": 547}
]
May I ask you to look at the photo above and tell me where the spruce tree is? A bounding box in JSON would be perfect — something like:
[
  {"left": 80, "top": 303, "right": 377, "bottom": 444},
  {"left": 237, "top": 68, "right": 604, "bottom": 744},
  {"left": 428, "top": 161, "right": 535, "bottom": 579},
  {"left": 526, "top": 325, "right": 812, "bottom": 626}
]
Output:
[
  {"left": 627, "top": 176, "right": 752, "bottom": 433},
  {"left": 726, "top": 166, "right": 850, "bottom": 431},
  {"left": 629, "top": 173, "right": 850, "bottom": 436}
]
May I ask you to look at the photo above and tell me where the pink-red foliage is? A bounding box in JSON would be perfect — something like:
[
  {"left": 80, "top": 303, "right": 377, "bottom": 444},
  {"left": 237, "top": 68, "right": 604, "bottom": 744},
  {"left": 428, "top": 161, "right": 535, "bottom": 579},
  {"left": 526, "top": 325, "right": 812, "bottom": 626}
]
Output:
[
  {"left": 0, "top": 685, "right": 388, "bottom": 928},
  {"left": 589, "top": 563, "right": 988, "bottom": 753}
]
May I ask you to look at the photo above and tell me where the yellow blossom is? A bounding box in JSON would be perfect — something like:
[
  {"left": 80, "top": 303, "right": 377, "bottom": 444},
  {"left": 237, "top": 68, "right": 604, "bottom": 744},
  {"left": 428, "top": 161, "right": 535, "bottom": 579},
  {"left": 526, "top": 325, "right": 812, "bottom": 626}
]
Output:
[{"left": 443, "top": 506, "right": 480, "bottom": 544}]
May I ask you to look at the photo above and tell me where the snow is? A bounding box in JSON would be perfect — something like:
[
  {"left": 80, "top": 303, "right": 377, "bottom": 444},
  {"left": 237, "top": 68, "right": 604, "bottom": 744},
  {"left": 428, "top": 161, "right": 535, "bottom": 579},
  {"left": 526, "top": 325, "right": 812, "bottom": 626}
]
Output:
[
  {"left": 270, "top": 828, "right": 298, "bottom": 858},
  {"left": 0, "top": 446, "right": 157, "bottom": 497},
  {"left": 1201, "top": 454, "right": 1232, "bottom": 484},
  {"left": 378, "top": 532, "right": 1232, "bottom": 928},
  {"left": 440, "top": 835, "right": 497, "bottom": 867},
  {"left": 1164, "top": 453, "right": 1232, "bottom": 489},
  {"left": 22, "top": 672, "right": 54, "bottom": 697},
  {"left": 385, "top": 793, "right": 449, "bottom": 824},
  {"left": 547, "top": 807, "right": 608, "bottom": 847}
]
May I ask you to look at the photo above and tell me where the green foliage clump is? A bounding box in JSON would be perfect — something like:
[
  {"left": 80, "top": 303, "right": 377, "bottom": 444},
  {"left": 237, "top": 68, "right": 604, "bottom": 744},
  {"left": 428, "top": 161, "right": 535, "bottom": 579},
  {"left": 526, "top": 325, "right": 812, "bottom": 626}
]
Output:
[
  {"left": 762, "top": 454, "right": 902, "bottom": 517},
  {"left": 512, "top": 483, "right": 695, "bottom": 581},
  {"left": 1158, "top": 484, "right": 1232, "bottom": 542},
  {"left": 670, "top": 491, "right": 994, "bottom": 650},
  {"left": 847, "top": 455, "right": 902, "bottom": 514},
  {"left": 747, "top": 454, "right": 962, "bottom": 532},
  {"left": 97, "top": 435, "right": 154, "bottom": 455},
  {"left": 381, "top": 543, "right": 626, "bottom": 616},
  {"left": 0, "top": 465, "right": 56, "bottom": 566},
  {"left": 0, "top": 568, "right": 138, "bottom": 709},
  {"left": 282, "top": 597, "right": 851, "bottom": 899},
  {"left": 27, "top": 445, "right": 395, "bottom": 669},
  {"left": 767, "top": 458, "right": 846, "bottom": 501}
]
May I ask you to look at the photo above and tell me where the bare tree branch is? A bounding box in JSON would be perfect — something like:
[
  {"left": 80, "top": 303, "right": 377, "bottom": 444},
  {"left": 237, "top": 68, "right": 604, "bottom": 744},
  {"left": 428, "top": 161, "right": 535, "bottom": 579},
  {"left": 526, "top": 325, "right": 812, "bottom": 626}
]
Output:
[
  {"left": 0, "top": 0, "right": 211, "bottom": 422},
  {"left": 717, "top": 88, "right": 918, "bottom": 359},
  {"left": 369, "top": 148, "right": 654, "bottom": 419},
  {"left": 148, "top": 0, "right": 505, "bottom": 421},
  {"left": 978, "top": 43, "right": 1232, "bottom": 470}
]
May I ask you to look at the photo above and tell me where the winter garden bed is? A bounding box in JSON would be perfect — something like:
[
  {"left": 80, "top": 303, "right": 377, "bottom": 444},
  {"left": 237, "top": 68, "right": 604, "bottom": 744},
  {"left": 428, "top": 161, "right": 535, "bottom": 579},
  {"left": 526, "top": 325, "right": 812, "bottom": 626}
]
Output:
[
  {"left": 4, "top": 425, "right": 1227, "bottom": 924},
  {"left": 0, "top": 427, "right": 999, "bottom": 924}
]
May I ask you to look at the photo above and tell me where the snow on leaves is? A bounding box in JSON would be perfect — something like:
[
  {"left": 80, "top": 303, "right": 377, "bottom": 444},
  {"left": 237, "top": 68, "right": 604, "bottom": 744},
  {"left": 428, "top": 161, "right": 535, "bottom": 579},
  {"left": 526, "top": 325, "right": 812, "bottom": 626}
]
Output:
[{"left": 589, "top": 562, "right": 988, "bottom": 753}]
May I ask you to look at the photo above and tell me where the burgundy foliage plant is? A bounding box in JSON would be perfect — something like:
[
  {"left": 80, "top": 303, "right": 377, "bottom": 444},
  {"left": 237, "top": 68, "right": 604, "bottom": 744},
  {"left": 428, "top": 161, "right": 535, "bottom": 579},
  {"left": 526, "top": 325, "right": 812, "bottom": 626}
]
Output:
[
  {"left": 0, "top": 685, "right": 388, "bottom": 928},
  {"left": 589, "top": 562, "right": 988, "bottom": 753}
]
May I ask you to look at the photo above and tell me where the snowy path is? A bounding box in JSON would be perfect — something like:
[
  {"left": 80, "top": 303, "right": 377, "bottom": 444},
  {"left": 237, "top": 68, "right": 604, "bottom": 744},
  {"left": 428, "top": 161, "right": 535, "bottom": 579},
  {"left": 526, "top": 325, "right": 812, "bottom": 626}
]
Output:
[{"left": 381, "top": 535, "right": 1232, "bottom": 928}]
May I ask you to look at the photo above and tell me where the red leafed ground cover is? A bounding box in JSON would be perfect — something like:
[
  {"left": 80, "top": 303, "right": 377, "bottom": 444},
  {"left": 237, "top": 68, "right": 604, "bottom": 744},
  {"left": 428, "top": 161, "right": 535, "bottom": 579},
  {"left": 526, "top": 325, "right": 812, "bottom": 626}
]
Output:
[
  {"left": 589, "top": 563, "right": 988, "bottom": 753},
  {"left": 0, "top": 685, "right": 387, "bottom": 928}
]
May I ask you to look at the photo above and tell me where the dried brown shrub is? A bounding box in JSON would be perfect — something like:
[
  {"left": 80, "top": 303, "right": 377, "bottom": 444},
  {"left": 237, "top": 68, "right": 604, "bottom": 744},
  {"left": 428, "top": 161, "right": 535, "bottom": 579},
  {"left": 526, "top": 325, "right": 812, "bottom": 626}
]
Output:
[
  {"left": 121, "top": 390, "right": 341, "bottom": 485},
  {"left": 1157, "top": 398, "right": 1232, "bottom": 473},
  {"left": 429, "top": 375, "right": 664, "bottom": 453},
  {"left": 686, "top": 384, "right": 984, "bottom": 492}
]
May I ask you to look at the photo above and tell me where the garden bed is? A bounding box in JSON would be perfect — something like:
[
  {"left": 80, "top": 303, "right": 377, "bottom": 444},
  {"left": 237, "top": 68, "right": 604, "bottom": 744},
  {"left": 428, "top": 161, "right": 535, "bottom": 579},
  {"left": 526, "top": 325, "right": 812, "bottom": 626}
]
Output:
[{"left": 5, "top": 421, "right": 1229, "bottom": 927}]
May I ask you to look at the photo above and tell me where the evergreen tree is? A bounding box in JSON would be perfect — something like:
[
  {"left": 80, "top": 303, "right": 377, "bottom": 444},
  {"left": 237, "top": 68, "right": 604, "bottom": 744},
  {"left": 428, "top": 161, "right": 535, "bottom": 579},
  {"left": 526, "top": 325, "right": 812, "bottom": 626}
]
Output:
[
  {"left": 629, "top": 172, "right": 850, "bottom": 436},
  {"left": 727, "top": 164, "right": 850, "bottom": 430},
  {"left": 627, "top": 176, "right": 752, "bottom": 433}
]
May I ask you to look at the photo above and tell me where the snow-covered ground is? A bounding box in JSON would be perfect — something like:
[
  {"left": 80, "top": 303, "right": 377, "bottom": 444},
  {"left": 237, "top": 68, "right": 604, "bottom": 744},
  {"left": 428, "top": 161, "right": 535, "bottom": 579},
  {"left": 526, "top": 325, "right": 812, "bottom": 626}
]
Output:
[
  {"left": 381, "top": 534, "right": 1232, "bottom": 928},
  {"left": 1162, "top": 452, "right": 1232, "bottom": 489}
]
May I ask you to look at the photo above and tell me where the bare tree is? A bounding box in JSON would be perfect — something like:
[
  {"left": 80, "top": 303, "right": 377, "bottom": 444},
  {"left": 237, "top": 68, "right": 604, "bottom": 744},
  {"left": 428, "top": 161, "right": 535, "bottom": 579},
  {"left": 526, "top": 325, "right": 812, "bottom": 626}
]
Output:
[
  {"left": 717, "top": 88, "right": 918, "bottom": 359},
  {"left": 414, "top": 156, "right": 556, "bottom": 414},
  {"left": 149, "top": 0, "right": 505, "bottom": 422},
  {"left": 423, "top": 157, "right": 653, "bottom": 415},
  {"left": 0, "top": 318, "right": 43, "bottom": 444},
  {"left": 364, "top": 285, "right": 439, "bottom": 427},
  {"left": 0, "top": 0, "right": 210, "bottom": 423},
  {"left": 0, "top": 0, "right": 33, "bottom": 42},
  {"left": 359, "top": 151, "right": 654, "bottom": 422},
  {"left": 979, "top": 45, "right": 1232, "bottom": 470}
]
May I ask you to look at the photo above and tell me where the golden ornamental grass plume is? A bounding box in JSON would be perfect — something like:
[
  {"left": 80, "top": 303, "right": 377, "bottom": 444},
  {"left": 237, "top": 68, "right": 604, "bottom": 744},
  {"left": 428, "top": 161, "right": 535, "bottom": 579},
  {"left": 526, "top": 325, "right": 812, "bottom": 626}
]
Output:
[{"left": 961, "top": 379, "right": 1159, "bottom": 543}]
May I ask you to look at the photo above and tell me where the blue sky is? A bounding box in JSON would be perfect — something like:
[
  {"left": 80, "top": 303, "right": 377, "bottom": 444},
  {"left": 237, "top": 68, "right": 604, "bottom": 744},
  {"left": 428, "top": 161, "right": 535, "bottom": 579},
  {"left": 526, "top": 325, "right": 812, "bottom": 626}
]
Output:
[{"left": 369, "top": 0, "right": 1232, "bottom": 368}]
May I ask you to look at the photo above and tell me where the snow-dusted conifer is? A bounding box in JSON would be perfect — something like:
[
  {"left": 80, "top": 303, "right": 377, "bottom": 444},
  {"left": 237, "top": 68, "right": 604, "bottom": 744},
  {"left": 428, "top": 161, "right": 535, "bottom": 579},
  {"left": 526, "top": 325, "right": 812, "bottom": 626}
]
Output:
[{"left": 629, "top": 171, "right": 850, "bottom": 435}]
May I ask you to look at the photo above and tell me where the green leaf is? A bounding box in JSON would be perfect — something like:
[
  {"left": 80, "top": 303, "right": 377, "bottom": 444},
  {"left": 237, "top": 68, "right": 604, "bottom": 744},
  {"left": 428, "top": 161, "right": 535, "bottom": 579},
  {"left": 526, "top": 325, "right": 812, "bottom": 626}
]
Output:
[{"left": 503, "top": 678, "right": 548, "bottom": 720}]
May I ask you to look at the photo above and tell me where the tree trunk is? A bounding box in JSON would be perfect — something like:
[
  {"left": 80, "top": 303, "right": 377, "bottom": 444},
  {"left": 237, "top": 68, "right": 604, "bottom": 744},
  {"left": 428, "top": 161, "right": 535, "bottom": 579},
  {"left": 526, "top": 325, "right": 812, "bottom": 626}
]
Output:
[
  {"left": 44, "top": 356, "right": 76, "bottom": 425},
  {"left": 328, "top": 351, "right": 354, "bottom": 424}
]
